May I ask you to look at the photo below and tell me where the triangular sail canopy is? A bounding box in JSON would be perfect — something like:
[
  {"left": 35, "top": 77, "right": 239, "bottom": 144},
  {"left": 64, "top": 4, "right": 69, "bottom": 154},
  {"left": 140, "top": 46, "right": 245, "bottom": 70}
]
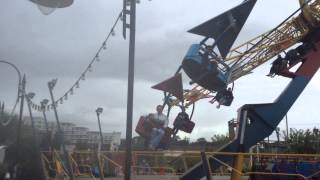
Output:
[
  {"left": 152, "top": 73, "right": 184, "bottom": 101},
  {"left": 188, "top": 0, "right": 257, "bottom": 58}
]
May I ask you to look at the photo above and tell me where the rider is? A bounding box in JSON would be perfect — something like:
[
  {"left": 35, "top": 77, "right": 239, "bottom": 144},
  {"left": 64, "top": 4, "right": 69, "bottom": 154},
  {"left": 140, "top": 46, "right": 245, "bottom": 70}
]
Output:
[
  {"left": 148, "top": 105, "right": 169, "bottom": 150},
  {"left": 202, "top": 45, "right": 213, "bottom": 69},
  {"left": 267, "top": 55, "right": 287, "bottom": 77},
  {"left": 209, "top": 87, "right": 234, "bottom": 108},
  {"left": 202, "top": 45, "right": 219, "bottom": 73},
  {"left": 216, "top": 87, "right": 233, "bottom": 109}
]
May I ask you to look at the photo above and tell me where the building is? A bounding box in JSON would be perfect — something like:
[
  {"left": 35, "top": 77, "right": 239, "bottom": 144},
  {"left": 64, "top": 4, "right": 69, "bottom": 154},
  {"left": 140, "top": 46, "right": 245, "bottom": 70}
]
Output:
[
  {"left": 86, "top": 131, "right": 121, "bottom": 151},
  {"left": 60, "top": 122, "right": 76, "bottom": 144},
  {"left": 71, "top": 126, "right": 89, "bottom": 144},
  {"left": 23, "top": 116, "right": 121, "bottom": 151},
  {"left": 24, "top": 116, "right": 55, "bottom": 132}
]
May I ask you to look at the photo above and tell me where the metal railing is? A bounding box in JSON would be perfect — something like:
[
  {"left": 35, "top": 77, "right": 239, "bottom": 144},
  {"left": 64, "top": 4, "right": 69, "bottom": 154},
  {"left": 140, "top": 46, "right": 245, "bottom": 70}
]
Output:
[{"left": 41, "top": 150, "right": 320, "bottom": 179}]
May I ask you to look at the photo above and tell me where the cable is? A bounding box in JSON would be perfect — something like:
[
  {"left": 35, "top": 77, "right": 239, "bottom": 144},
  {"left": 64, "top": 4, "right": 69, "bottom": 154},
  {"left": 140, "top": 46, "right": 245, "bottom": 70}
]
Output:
[
  {"left": 189, "top": 102, "right": 195, "bottom": 121},
  {"left": 29, "top": 10, "right": 124, "bottom": 111}
]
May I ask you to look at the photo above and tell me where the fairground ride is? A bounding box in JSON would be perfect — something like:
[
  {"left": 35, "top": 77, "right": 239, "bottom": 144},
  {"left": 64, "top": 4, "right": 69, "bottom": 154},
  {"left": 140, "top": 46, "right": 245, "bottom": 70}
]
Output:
[{"left": 148, "top": 0, "right": 320, "bottom": 179}]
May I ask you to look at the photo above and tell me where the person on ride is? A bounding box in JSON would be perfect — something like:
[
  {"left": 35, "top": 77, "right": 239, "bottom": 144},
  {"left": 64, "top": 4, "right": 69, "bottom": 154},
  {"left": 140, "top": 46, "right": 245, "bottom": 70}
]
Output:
[
  {"left": 267, "top": 55, "right": 287, "bottom": 77},
  {"left": 202, "top": 45, "right": 213, "bottom": 69},
  {"left": 216, "top": 88, "right": 233, "bottom": 109},
  {"left": 286, "top": 48, "right": 301, "bottom": 67},
  {"left": 148, "top": 105, "right": 169, "bottom": 150}
]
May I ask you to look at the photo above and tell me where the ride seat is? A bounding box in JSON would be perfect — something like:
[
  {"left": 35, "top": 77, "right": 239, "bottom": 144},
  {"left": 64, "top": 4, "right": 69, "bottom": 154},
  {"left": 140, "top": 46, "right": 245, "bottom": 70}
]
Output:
[
  {"left": 135, "top": 116, "right": 173, "bottom": 145},
  {"left": 215, "top": 89, "right": 234, "bottom": 106},
  {"left": 173, "top": 112, "right": 195, "bottom": 133},
  {"left": 182, "top": 44, "right": 228, "bottom": 92}
]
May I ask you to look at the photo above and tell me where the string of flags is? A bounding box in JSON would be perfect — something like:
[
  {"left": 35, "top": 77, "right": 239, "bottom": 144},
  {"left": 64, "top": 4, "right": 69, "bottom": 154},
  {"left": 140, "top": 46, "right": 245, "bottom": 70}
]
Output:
[
  {"left": 29, "top": 11, "right": 124, "bottom": 112},
  {"left": 28, "top": 0, "right": 152, "bottom": 112}
]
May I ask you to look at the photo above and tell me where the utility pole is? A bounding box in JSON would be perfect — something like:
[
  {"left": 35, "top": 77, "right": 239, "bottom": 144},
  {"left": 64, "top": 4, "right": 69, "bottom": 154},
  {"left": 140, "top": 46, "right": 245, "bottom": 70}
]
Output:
[{"left": 123, "top": 0, "right": 136, "bottom": 180}]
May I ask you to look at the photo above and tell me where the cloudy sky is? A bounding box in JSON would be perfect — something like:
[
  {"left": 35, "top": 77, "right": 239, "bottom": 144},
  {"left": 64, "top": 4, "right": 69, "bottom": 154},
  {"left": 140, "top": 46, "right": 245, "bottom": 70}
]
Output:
[{"left": 1, "top": 0, "right": 319, "bottom": 141}]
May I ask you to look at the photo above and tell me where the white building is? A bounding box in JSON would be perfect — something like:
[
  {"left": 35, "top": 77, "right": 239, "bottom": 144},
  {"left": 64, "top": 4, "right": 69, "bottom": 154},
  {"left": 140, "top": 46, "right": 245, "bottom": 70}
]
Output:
[
  {"left": 23, "top": 116, "right": 56, "bottom": 132},
  {"left": 24, "top": 116, "right": 121, "bottom": 151},
  {"left": 71, "top": 126, "right": 89, "bottom": 144},
  {"left": 104, "top": 132, "right": 121, "bottom": 151},
  {"left": 60, "top": 122, "right": 75, "bottom": 144},
  {"left": 87, "top": 131, "right": 121, "bottom": 151}
]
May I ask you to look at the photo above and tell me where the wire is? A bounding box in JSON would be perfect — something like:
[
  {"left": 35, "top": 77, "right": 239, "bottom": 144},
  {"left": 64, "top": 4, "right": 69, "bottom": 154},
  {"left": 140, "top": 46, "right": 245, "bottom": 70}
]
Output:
[
  {"left": 189, "top": 102, "right": 195, "bottom": 121},
  {"left": 29, "top": 10, "right": 124, "bottom": 111}
]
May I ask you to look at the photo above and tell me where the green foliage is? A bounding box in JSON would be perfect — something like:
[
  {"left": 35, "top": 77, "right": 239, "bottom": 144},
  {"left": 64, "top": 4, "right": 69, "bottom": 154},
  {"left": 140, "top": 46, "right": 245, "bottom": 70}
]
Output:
[
  {"left": 132, "top": 136, "right": 146, "bottom": 150},
  {"left": 0, "top": 111, "right": 41, "bottom": 179},
  {"left": 211, "top": 134, "right": 230, "bottom": 146},
  {"left": 196, "top": 137, "right": 207, "bottom": 143},
  {"left": 172, "top": 136, "right": 190, "bottom": 147},
  {"left": 0, "top": 113, "right": 21, "bottom": 144},
  {"left": 284, "top": 127, "right": 320, "bottom": 154}
]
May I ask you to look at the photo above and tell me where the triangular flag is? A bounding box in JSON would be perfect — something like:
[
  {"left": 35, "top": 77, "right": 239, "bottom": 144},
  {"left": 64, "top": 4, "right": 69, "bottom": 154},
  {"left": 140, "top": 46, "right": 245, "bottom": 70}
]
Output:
[{"left": 152, "top": 73, "right": 184, "bottom": 101}]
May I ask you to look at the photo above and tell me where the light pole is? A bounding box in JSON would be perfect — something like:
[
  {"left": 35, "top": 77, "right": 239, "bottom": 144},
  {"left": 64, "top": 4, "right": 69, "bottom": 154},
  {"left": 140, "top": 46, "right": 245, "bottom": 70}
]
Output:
[
  {"left": 0, "top": 60, "right": 26, "bottom": 167},
  {"left": 40, "top": 99, "right": 50, "bottom": 134},
  {"left": 41, "top": 99, "right": 51, "bottom": 150},
  {"left": 123, "top": 1, "right": 137, "bottom": 179},
  {"left": 96, "top": 107, "right": 104, "bottom": 149},
  {"left": 25, "top": 92, "right": 37, "bottom": 137},
  {"left": 0, "top": 60, "right": 22, "bottom": 107},
  {"left": 285, "top": 114, "right": 289, "bottom": 142},
  {"left": 25, "top": 92, "right": 46, "bottom": 180},
  {"left": 48, "top": 79, "right": 75, "bottom": 180},
  {"left": 96, "top": 107, "right": 104, "bottom": 180}
]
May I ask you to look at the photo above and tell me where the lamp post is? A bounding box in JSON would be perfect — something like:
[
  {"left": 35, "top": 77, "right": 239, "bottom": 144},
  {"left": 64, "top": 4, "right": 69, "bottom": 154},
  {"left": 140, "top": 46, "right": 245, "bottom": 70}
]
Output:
[
  {"left": 122, "top": 1, "right": 137, "bottom": 179},
  {"left": 25, "top": 92, "right": 46, "bottom": 180},
  {"left": 96, "top": 107, "right": 104, "bottom": 180},
  {"left": 25, "top": 92, "right": 36, "bottom": 137},
  {"left": 48, "top": 79, "right": 75, "bottom": 180},
  {"left": 96, "top": 107, "right": 104, "bottom": 149},
  {"left": 41, "top": 99, "right": 51, "bottom": 150},
  {"left": 0, "top": 60, "right": 22, "bottom": 106},
  {"left": 40, "top": 99, "right": 50, "bottom": 134},
  {"left": 285, "top": 114, "right": 289, "bottom": 142}
]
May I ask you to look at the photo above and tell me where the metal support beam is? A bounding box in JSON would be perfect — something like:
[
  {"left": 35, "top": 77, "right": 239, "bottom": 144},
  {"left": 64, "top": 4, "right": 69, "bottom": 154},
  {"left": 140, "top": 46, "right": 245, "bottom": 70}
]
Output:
[
  {"left": 231, "top": 154, "right": 244, "bottom": 180},
  {"left": 201, "top": 152, "right": 212, "bottom": 180}
]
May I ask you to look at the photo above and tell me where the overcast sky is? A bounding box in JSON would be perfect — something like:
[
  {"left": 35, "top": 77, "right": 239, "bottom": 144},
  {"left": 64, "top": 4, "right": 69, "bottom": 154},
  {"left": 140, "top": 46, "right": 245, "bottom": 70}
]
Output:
[{"left": 1, "top": 0, "right": 319, "bottom": 141}]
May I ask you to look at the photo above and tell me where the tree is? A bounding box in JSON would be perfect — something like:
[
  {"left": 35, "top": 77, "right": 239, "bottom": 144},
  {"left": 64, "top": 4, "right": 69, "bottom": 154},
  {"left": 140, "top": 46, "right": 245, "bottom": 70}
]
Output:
[
  {"left": 195, "top": 138, "right": 207, "bottom": 146},
  {"left": 172, "top": 135, "right": 181, "bottom": 143},
  {"left": 283, "top": 127, "right": 320, "bottom": 154},
  {"left": 211, "top": 134, "right": 230, "bottom": 146},
  {"left": 0, "top": 112, "right": 42, "bottom": 179}
]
